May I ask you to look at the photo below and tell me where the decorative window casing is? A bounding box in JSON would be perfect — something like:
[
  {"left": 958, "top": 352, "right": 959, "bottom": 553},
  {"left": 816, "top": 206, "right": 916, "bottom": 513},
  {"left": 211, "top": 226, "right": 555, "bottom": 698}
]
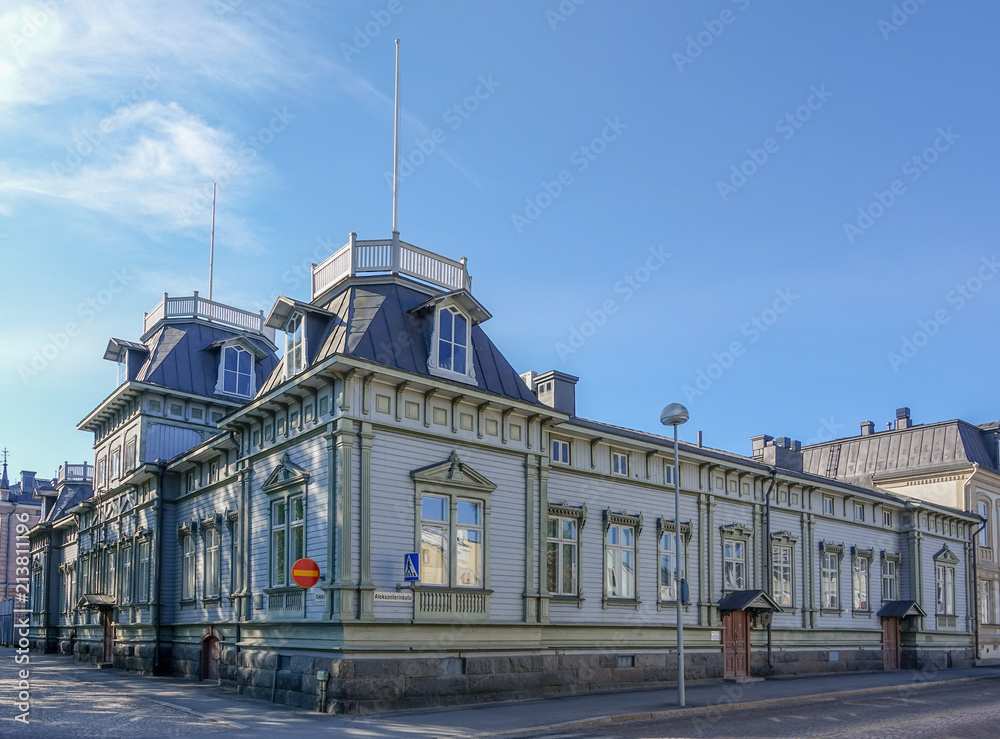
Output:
[
  {"left": 284, "top": 312, "right": 306, "bottom": 378},
  {"left": 852, "top": 547, "right": 873, "bottom": 612},
  {"left": 771, "top": 531, "right": 798, "bottom": 608},
  {"left": 412, "top": 452, "right": 495, "bottom": 621},
  {"left": 820, "top": 541, "right": 844, "bottom": 612},
  {"left": 934, "top": 545, "right": 959, "bottom": 625},
  {"left": 427, "top": 306, "right": 475, "bottom": 383},
  {"left": 720, "top": 523, "right": 752, "bottom": 592},
  {"left": 881, "top": 551, "right": 900, "bottom": 602},
  {"left": 97, "top": 458, "right": 107, "bottom": 490},
  {"left": 217, "top": 342, "right": 256, "bottom": 398},
  {"left": 658, "top": 518, "right": 691, "bottom": 606},
  {"left": 604, "top": 510, "right": 642, "bottom": 608},
  {"left": 261, "top": 453, "right": 310, "bottom": 619},
  {"left": 547, "top": 502, "right": 586, "bottom": 601},
  {"left": 110, "top": 447, "right": 121, "bottom": 481}
]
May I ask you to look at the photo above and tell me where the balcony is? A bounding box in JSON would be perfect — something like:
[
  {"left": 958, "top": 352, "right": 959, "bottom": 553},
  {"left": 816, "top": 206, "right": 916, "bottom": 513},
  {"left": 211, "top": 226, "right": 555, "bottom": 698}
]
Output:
[
  {"left": 142, "top": 292, "right": 276, "bottom": 344},
  {"left": 57, "top": 463, "right": 93, "bottom": 484},
  {"left": 311, "top": 233, "right": 472, "bottom": 300}
]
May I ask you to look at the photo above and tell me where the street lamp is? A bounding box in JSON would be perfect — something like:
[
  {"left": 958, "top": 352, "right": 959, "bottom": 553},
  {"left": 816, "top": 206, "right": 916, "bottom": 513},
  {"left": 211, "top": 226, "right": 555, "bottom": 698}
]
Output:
[{"left": 660, "top": 402, "right": 689, "bottom": 707}]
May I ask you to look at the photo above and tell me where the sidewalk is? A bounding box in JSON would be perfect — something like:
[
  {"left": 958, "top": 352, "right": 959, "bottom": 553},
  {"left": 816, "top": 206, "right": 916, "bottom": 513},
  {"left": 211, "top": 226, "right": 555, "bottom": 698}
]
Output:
[{"left": 29, "top": 650, "right": 1000, "bottom": 738}]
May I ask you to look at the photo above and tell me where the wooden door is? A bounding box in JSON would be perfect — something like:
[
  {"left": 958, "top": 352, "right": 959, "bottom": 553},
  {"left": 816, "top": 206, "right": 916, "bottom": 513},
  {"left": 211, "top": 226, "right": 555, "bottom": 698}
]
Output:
[
  {"left": 101, "top": 610, "right": 114, "bottom": 663},
  {"left": 722, "top": 610, "right": 750, "bottom": 678},
  {"left": 882, "top": 617, "right": 900, "bottom": 670},
  {"left": 202, "top": 636, "right": 221, "bottom": 680}
]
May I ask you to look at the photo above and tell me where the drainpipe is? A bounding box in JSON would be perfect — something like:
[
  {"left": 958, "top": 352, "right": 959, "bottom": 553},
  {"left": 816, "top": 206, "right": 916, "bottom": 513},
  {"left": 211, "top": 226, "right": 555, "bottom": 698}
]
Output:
[
  {"left": 153, "top": 460, "right": 167, "bottom": 673},
  {"left": 964, "top": 470, "right": 984, "bottom": 660},
  {"left": 763, "top": 468, "right": 777, "bottom": 670}
]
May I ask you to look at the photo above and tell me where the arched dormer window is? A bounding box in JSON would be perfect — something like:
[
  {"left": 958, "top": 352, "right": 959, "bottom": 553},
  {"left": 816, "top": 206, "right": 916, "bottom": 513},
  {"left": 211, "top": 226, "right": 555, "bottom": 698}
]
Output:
[
  {"left": 285, "top": 312, "right": 306, "bottom": 377},
  {"left": 117, "top": 349, "right": 128, "bottom": 387},
  {"left": 438, "top": 307, "right": 469, "bottom": 375},
  {"left": 222, "top": 345, "right": 253, "bottom": 396}
]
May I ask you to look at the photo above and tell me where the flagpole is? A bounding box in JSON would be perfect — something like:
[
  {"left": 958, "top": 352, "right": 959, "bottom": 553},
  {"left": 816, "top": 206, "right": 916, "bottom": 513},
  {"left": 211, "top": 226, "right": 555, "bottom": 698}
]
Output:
[
  {"left": 209, "top": 182, "right": 216, "bottom": 301},
  {"left": 392, "top": 39, "right": 401, "bottom": 236}
]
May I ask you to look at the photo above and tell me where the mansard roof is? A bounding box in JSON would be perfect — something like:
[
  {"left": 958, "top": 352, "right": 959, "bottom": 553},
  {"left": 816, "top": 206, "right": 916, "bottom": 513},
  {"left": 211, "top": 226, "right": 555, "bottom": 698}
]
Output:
[
  {"left": 257, "top": 281, "right": 539, "bottom": 405},
  {"left": 801, "top": 419, "right": 999, "bottom": 486},
  {"left": 135, "top": 322, "right": 278, "bottom": 400},
  {"left": 44, "top": 481, "right": 93, "bottom": 523}
]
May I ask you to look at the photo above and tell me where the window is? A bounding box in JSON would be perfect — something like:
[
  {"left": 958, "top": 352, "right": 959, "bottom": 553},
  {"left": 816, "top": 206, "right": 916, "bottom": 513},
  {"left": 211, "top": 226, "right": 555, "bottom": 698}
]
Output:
[
  {"left": 110, "top": 447, "right": 121, "bottom": 480},
  {"left": 821, "top": 544, "right": 843, "bottom": 611},
  {"left": 222, "top": 344, "right": 254, "bottom": 397},
  {"left": 882, "top": 556, "right": 898, "bottom": 601},
  {"left": 107, "top": 547, "right": 117, "bottom": 597},
  {"left": 209, "top": 460, "right": 220, "bottom": 483},
  {"left": 420, "top": 495, "right": 484, "bottom": 588},
  {"left": 883, "top": 509, "right": 893, "bottom": 528},
  {"left": 936, "top": 564, "right": 956, "bottom": 615},
  {"left": 285, "top": 312, "right": 306, "bottom": 377},
  {"left": 772, "top": 545, "right": 793, "bottom": 608},
  {"left": 270, "top": 496, "right": 304, "bottom": 587},
  {"left": 63, "top": 567, "right": 75, "bottom": 613},
  {"left": 724, "top": 540, "right": 746, "bottom": 591},
  {"left": 823, "top": 496, "right": 835, "bottom": 515},
  {"left": 120, "top": 545, "right": 132, "bottom": 605},
  {"left": 551, "top": 438, "right": 570, "bottom": 465},
  {"left": 186, "top": 471, "right": 197, "bottom": 493},
  {"left": 205, "top": 527, "right": 221, "bottom": 599},
  {"left": 854, "top": 503, "right": 865, "bottom": 522},
  {"left": 125, "top": 438, "right": 136, "bottom": 473},
  {"left": 547, "top": 513, "right": 580, "bottom": 597},
  {"left": 612, "top": 450, "right": 629, "bottom": 476},
  {"left": 437, "top": 306, "right": 469, "bottom": 374},
  {"left": 97, "top": 458, "right": 107, "bottom": 489},
  {"left": 663, "top": 463, "right": 673, "bottom": 485},
  {"left": 182, "top": 534, "right": 196, "bottom": 601},
  {"left": 658, "top": 520, "right": 688, "bottom": 603},
  {"left": 979, "top": 502, "right": 989, "bottom": 546},
  {"left": 980, "top": 581, "right": 991, "bottom": 624},
  {"left": 117, "top": 349, "right": 128, "bottom": 386},
  {"left": 852, "top": 550, "right": 871, "bottom": 611},
  {"left": 605, "top": 522, "right": 637, "bottom": 599}
]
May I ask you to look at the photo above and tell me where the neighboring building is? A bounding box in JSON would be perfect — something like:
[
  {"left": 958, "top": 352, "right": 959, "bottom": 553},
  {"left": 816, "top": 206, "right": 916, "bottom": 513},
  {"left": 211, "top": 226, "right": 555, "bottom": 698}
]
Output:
[
  {"left": 802, "top": 408, "right": 1000, "bottom": 660},
  {"left": 28, "top": 236, "right": 982, "bottom": 713},
  {"left": 1, "top": 461, "right": 44, "bottom": 600}
]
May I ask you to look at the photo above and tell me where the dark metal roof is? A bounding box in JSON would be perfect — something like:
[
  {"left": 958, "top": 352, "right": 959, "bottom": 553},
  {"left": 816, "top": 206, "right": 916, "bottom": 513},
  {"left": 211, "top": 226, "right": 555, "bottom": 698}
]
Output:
[
  {"left": 77, "top": 594, "right": 115, "bottom": 608},
  {"left": 718, "top": 589, "right": 783, "bottom": 613},
  {"left": 44, "top": 482, "right": 93, "bottom": 523},
  {"left": 877, "top": 600, "right": 926, "bottom": 619},
  {"left": 801, "top": 420, "right": 999, "bottom": 485},
  {"left": 258, "top": 282, "right": 540, "bottom": 405},
  {"left": 137, "top": 322, "right": 278, "bottom": 400}
]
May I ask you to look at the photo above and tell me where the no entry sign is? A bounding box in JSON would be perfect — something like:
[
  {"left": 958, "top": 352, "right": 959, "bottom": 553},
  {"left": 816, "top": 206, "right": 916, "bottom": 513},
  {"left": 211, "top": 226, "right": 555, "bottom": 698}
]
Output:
[{"left": 291, "top": 558, "right": 321, "bottom": 588}]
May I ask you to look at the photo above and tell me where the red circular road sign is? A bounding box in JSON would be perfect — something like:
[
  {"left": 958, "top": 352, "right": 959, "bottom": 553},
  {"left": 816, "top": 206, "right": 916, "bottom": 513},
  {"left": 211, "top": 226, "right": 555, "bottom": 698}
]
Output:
[{"left": 291, "top": 558, "right": 321, "bottom": 588}]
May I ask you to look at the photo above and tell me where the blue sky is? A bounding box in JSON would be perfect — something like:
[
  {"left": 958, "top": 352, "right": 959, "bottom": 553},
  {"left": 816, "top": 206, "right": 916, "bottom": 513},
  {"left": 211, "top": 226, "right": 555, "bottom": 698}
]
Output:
[{"left": 2, "top": 0, "right": 998, "bottom": 477}]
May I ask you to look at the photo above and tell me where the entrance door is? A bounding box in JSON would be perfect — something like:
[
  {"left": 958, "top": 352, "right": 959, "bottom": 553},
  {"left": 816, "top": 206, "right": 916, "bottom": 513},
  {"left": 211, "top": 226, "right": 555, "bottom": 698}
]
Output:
[
  {"left": 882, "top": 617, "right": 900, "bottom": 670},
  {"left": 202, "top": 635, "right": 221, "bottom": 680},
  {"left": 100, "top": 610, "right": 114, "bottom": 664},
  {"left": 722, "top": 610, "right": 750, "bottom": 678}
]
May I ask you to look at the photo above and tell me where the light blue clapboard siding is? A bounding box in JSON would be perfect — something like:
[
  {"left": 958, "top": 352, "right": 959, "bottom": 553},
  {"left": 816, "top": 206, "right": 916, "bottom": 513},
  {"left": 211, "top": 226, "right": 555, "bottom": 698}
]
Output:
[{"left": 160, "top": 502, "right": 177, "bottom": 624}]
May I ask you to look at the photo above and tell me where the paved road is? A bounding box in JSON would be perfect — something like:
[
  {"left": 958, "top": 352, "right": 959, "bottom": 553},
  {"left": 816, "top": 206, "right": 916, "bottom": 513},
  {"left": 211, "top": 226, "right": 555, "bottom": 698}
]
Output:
[{"left": 522, "top": 679, "right": 1000, "bottom": 738}]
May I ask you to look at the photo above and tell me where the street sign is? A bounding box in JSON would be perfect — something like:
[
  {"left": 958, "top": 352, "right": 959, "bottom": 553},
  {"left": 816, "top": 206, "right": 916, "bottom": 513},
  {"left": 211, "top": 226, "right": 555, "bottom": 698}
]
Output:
[
  {"left": 291, "top": 557, "right": 321, "bottom": 588},
  {"left": 404, "top": 552, "right": 419, "bottom": 581}
]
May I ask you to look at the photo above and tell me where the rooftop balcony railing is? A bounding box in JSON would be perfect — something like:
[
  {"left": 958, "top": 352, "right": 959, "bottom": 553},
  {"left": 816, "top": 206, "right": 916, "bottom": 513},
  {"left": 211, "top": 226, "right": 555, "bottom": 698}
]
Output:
[
  {"left": 57, "top": 462, "right": 92, "bottom": 483},
  {"left": 311, "top": 233, "right": 471, "bottom": 300},
  {"left": 143, "top": 292, "right": 276, "bottom": 343}
]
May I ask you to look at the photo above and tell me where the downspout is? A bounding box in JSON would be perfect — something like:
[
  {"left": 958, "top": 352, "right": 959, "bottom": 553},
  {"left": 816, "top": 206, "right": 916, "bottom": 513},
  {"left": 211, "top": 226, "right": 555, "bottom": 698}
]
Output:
[
  {"left": 763, "top": 468, "right": 777, "bottom": 670},
  {"left": 153, "top": 460, "right": 167, "bottom": 674},
  {"left": 964, "top": 469, "right": 984, "bottom": 659}
]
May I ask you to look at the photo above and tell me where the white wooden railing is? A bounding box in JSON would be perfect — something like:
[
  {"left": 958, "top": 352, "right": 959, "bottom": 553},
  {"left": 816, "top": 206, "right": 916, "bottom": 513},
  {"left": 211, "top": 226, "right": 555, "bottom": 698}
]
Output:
[
  {"left": 57, "top": 463, "right": 92, "bottom": 483},
  {"left": 142, "top": 292, "right": 276, "bottom": 343},
  {"left": 311, "top": 233, "right": 471, "bottom": 300}
]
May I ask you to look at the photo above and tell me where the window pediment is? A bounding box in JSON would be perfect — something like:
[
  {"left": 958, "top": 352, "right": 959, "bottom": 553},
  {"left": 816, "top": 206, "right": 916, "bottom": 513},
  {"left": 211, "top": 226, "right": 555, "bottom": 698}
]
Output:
[
  {"left": 411, "top": 451, "right": 496, "bottom": 494},
  {"left": 605, "top": 509, "right": 642, "bottom": 535},
  {"left": 771, "top": 530, "right": 798, "bottom": 546},
  {"left": 720, "top": 522, "right": 752, "bottom": 541},
  {"left": 261, "top": 452, "right": 311, "bottom": 494},
  {"left": 934, "top": 545, "right": 960, "bottom": 564}
]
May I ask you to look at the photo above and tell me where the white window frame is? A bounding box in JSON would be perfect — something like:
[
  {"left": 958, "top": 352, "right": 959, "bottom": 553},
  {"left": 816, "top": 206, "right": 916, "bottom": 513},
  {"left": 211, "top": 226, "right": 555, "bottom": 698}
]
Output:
[
  {"left": 658, "top": 518, "right": 690, "bottom": 606},
  {"left": 882, "top": 509, "right": 893, "bottom": 528},
  {"left": 181, "top": 532, "right": 196, "bottom": 601},
  {"left": 217, "top": 341, "right": 256, "bottom": 398},
  {"left": 269, "top": 495, "right": 305, "bottom": 588},
  {"left": 881, "top": 552, "right": 900, "bottom": 602},
  {"left": 547, "top": 503, "right": 586, "bottom": 599},
  {"left": 117, "top": 349, "right": 128, "bottom": 386},
  {"left": 419, "top": 493, "right": 486, "bottom": 589},
  {"left": 284, "top": 312, "right": 306, "bottom": 378},
  {"left": 852, "top": 548, "right": 872, "bottom": 612},
  {"left": 771, "top": 531, "right": 798, "bottom": 609},
  {"left": 428, "top": 305, "right": 474, "bottom": 381},
  {"left": 979, "top": 501, "right": 989, "bottom": 547},
  {"left": 604, "top": 510, "right": 641, "bottom": 606},
  {"left": 820, "top": 542, "right": 843, "bottom": 612},
  {"left": 550, "top": 437, "right": 571, "bottom": 465},
  {"left": 720, "top": 523, "right": 751, "bottom": 593},
  {"left": 823, "top": 495, "right": 835, "bottom": 516},
  {"left": 854, "top": 502, "right": 865, "bottom": 522},
  {"left": 204, "top": 524, "right": 221, "bottom": 599},
  {"left": 120, "top": 543, "right": 132, "bottom": 605},
  {"left": 611, "top": 449, "right": 629, "bottom": 477}
]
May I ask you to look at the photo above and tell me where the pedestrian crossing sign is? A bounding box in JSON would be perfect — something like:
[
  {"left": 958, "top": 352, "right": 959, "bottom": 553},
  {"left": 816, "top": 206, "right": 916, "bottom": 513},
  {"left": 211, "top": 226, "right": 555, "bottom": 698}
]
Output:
[{"left": 404, "top": 553, "right": 419, "bottom": 581}]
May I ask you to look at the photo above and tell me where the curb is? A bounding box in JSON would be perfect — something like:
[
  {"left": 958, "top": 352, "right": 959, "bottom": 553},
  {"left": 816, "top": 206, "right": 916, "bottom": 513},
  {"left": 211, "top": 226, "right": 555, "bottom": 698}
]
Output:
[{"left": 473, "top": 674, "right": 999, "bottom": 737}]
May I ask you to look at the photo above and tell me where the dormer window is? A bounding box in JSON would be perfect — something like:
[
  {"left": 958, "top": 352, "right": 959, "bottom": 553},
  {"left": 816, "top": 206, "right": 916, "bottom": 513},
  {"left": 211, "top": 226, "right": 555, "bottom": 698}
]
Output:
[
  {"left": 438, "top": 307, "right": 469, "bottom": 374},
  {"left": 117, "top": 350, "right": 128, "bottom": 387},
  {"left": 222, "top": 345, "right": 253, "bottom": 396},
  {"left": 285, "top": 312, "right": 306, "bottom": 377}
]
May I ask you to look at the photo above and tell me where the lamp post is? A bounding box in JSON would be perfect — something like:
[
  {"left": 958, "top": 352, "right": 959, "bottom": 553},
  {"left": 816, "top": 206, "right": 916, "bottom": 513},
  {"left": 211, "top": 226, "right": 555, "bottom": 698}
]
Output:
[{"left": 660, "top": 402, "right": 689, "bottom": 707}]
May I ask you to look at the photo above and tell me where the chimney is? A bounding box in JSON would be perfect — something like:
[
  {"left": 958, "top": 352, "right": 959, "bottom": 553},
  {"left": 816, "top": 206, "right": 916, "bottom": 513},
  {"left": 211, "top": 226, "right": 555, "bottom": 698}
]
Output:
[
  {"left": 20, "top": 470, "right": 37, "bottom": 494},
  {"left": 895, "top": 407, "right": 912, "bottom": 430},
  {"left": 530, "top": 370, "right": 579, "bottom": 416},
  {"left": 750, "top": 434, "right": 774, "bottom": 461},
  {"left": 860, "top": 420, "right": 875, "bottom": 436},
  {"left": 762, "top": 436, "right": 803, "bottom": 472}
]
